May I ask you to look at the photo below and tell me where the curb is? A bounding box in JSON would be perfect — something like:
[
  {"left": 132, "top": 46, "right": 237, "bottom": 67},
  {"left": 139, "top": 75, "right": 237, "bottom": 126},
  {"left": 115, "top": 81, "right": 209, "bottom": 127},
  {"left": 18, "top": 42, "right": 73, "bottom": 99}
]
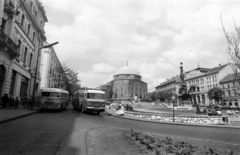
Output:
[
  {"left": 105, "top": 110, "right": 240, "bottom": 129},
  {"left": 0, "top": 111, "right": 39, "bottom": 124}
]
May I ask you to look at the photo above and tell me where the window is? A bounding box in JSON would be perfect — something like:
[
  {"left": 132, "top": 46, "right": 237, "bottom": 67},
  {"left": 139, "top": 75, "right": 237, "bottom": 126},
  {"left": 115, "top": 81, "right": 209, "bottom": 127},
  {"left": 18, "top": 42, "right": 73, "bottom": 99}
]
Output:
[
  {"left": 42, "top": 92, "right": 61, "bottom": 97},
  {"left": 87, "top": 93, "right": 105, "bottom": 99},
  {"left": 35, "top": 11, "right": 38, "bottom": 18},
  {"left": 27, "top": 24, "right": 31, "bottom": 35},
  {"left": 21, "top": 14, "right": 25, "bottom": 27},
  {"left": 23, "top": 47, "right": 28, "bottom": 64},
  {"left": 29, "top": 53, "right": 33, "bottom": 67},
  {"left": 233, "top": 89, "right": 237, "bottom": 96},
  {"left": 17, "top": 40, "right": 22, "bottom": 53},
  {"left": 30, "top": 1, "right": 33, "bottom": 9},
  {"left": 32, "top": 32, "right": 35, "bottom": 42},
  {"left": 228, "top": 90, "right": 231, "bottom": 96}
]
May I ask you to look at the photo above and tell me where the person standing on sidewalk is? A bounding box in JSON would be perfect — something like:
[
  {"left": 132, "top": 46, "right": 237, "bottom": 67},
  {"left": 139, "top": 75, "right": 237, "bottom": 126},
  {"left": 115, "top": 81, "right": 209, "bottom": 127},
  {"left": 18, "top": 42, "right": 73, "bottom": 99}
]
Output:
[
  {"left": 9, "top": 96, "right": 14, "bottom": 109},
  {"left": 14, "top": 97, "right": 19, "bottom": 109},
  {"left": 28, "top": 96, "right": 32, "bottom": 110},
  {"left": 1, "top": 94, "right": 9, "bottom": 109}
]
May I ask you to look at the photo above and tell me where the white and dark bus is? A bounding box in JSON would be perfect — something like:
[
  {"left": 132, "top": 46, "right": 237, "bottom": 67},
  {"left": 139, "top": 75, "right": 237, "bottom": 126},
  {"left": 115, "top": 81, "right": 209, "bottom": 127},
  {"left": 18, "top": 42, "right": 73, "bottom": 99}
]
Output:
[
  {"left": 36, "top": 88, "right": 69, "bottom": 111},
  {"left": 72, "top": 89, "right": 106, "bottom": 114}
]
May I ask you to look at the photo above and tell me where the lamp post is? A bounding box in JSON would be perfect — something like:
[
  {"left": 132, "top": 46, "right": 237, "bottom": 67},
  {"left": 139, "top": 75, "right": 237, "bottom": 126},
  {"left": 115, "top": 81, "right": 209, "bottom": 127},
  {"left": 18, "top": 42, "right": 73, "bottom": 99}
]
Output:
[
  {"left": 31, "top": 42, "right": 58, "bottom": 110},
  {"left": 172, "top": 94, "right": 176, "bottom": 122}
]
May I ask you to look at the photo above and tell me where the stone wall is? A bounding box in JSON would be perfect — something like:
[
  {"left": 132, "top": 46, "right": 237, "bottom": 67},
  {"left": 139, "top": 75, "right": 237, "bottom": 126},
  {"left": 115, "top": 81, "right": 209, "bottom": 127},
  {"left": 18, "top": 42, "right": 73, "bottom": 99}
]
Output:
[{"left": 124, "top": 111, "right": 228, "bottom": 125}]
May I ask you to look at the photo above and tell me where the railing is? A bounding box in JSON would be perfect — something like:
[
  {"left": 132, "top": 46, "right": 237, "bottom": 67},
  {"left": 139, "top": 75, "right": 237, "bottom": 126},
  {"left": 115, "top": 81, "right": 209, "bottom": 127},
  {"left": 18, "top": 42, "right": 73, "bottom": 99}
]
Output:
[
  {"left": 123, "top": 111, "right": 229, "bottom": 125},
  {"left": 4, "top": 3, "right": 15, "bottom": 14}
]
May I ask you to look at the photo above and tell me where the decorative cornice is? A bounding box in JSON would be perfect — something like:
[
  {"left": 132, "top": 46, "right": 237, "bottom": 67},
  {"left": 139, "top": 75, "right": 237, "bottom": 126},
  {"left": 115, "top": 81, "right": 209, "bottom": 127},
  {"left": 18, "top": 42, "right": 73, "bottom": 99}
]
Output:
[{"left": 19, "top": 0, "right": 46, "bottom": 41}]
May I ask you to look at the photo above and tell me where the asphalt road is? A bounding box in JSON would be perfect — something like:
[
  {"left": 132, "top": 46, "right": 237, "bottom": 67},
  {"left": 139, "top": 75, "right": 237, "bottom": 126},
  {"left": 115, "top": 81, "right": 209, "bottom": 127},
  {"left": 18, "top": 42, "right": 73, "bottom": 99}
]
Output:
[{"left": 0, "top": 105, "right": 239, "bottom": 155}]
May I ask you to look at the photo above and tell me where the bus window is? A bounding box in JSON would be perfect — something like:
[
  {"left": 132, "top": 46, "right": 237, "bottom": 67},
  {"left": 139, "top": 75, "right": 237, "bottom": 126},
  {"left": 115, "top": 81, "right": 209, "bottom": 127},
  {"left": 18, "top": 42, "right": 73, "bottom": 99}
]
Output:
[
  {"left": 87, "top": 93, "right": 105, "bottom": 99},
  {"left": 42, "top": 92, "right": 61, "bottom": 97}
]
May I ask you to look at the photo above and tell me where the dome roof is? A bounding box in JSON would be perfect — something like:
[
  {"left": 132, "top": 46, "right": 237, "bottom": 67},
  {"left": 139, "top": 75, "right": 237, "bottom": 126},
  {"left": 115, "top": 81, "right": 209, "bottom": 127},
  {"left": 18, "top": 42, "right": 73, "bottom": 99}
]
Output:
[{"left": 115, "top": 66, "right": 140, "bottom": 76}]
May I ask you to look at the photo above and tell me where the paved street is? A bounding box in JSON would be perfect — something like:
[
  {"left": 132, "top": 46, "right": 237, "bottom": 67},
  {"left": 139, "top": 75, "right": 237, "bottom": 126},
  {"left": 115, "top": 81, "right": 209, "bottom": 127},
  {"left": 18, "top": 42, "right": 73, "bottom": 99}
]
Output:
[{"left": 0, "top": 105, "right": 239, "bottom": 155}]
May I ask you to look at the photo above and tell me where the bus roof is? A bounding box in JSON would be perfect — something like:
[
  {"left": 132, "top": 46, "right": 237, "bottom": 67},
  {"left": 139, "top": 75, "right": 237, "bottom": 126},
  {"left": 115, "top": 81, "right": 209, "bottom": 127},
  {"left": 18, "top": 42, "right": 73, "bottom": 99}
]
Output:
[
  {"left": 85, "top": 89, "right": 105, "bottom": 94},
  {"left": 39, "top": 87, "right": 69, "bottom": 94}
]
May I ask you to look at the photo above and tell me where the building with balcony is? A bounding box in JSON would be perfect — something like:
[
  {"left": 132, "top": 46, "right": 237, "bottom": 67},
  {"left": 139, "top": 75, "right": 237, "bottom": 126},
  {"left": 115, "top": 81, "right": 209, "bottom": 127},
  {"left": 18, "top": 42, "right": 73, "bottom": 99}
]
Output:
[
  {"left": 0, "top": 0, "right": 47, "bottom": 100},
  {"left": 40, "top": 42, "right": 66, "bottom": 89},
  {"left": 220, "top": 73, "right": 240, "bottom": 107},
  {"left": 185, "top": 64, "right": 233, "bottom": 106}
]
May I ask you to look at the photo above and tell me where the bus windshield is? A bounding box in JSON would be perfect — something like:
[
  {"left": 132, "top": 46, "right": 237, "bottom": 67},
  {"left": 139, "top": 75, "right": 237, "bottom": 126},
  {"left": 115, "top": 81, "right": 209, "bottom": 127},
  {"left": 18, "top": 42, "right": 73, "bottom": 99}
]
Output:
[
  {"left": 41, "top": 92, "right": 61, "bottom": 97},
  {"left": 87, "top": 93, "right": 105, "bottom": 99}
]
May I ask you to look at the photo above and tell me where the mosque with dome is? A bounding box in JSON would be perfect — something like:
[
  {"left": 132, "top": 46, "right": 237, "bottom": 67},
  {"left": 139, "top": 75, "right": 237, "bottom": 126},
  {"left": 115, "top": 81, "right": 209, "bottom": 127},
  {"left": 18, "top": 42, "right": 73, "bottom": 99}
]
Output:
[{"left": 98, "top": 64, "right": 148, "bottom": 101}]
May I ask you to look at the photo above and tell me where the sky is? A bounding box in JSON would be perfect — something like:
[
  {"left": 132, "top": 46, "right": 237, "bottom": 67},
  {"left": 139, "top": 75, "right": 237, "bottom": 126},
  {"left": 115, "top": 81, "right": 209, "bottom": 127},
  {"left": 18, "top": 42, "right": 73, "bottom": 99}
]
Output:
[{"left": 41, "top": 0, "right": 240, "bottom": 92}]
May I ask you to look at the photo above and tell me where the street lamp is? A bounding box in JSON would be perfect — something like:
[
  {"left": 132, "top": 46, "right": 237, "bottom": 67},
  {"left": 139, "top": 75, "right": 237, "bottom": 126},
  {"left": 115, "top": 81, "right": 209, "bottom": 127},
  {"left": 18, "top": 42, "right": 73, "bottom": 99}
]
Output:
[
  {"left": 31, "top": 42, "right": 59, "bottom": 110},
  {"left": 172, "top": 94, "right": 176, "bottom": 122}
]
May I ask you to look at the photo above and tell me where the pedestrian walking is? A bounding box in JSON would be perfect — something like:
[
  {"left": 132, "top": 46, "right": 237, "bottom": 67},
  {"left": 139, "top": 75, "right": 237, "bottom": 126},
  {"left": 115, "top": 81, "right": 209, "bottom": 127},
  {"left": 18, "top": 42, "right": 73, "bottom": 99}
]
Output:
[
  {"left": 23, "top": 95, "right": 28, "bottom": 109},
  {"left": 9, "top": 96, "right": 14, "bottom": 109},
  {"left": 1, "top": 94, "right": 9, "bottom": 109},
  {"left": 14, "top": 97, "right": 19, "bottom": 109}
]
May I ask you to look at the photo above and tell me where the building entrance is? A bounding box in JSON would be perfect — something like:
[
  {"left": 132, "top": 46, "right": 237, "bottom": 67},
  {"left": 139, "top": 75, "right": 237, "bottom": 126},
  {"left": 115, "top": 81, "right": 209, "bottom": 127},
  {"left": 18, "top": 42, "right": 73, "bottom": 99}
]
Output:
[
  {"left": 20, "top": 76, "right": 29, "bottom": 98},
  {"left": 0, "top": 65, "right": 5, "bottom": 97}
]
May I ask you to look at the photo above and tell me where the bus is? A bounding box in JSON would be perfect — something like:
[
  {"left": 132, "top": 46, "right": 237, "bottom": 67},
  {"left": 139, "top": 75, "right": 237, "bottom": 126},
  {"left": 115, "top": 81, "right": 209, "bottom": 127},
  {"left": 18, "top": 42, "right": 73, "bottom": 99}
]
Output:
[
  {"left": 72, "top": 89, "right": 106, "bottom": 114},
  {"left": 36, "top": 87, "right": 69, "bottom": 111}
]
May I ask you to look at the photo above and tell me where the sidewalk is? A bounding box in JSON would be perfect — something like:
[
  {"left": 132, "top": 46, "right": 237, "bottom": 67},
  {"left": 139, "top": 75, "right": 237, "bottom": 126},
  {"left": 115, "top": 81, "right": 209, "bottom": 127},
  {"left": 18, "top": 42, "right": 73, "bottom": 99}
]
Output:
[{"left": 0, "top": 105, "right": 38, "bottom": 124}]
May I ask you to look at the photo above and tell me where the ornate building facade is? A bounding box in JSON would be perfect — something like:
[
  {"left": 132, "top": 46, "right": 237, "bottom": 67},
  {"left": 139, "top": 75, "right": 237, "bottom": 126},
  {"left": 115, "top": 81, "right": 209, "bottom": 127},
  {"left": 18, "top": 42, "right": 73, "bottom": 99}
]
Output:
[
  {"left": 155, "top": 64, "right": 234, "bottom": 106},
  {"left": 0, "top": 0, "right": 47, "bottom": 100}
]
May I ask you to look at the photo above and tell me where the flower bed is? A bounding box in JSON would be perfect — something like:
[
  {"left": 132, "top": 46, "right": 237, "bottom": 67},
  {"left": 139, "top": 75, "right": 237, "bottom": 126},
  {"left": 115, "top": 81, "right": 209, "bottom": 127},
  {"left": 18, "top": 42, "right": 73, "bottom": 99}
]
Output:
[{"left": 124, "top": 129, "right": 237, "bottom": 155}]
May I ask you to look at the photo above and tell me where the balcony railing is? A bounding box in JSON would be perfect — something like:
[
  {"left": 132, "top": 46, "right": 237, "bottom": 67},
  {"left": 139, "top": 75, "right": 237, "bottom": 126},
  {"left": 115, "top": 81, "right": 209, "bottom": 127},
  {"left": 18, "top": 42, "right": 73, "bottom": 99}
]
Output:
[
  {"left": 0, "top": 30, "right": 19, "bottom": 57},
  {"left": 4, "top": 3, "right": 15, "bottom": 14}
]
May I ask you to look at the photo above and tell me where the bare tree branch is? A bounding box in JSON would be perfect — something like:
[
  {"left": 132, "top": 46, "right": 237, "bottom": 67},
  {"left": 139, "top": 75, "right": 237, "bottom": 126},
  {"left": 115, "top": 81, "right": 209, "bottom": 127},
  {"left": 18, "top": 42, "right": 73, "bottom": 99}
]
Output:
[{"left": 220, "top": 15, "right": 240, "bottom": 82}]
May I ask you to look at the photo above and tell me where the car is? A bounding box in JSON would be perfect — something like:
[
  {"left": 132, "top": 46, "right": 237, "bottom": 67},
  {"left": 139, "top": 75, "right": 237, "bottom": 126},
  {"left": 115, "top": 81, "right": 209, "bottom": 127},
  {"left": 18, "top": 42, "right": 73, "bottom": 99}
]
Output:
[{"left": 207, "top": 109, "right": 222, "bottom": 116}]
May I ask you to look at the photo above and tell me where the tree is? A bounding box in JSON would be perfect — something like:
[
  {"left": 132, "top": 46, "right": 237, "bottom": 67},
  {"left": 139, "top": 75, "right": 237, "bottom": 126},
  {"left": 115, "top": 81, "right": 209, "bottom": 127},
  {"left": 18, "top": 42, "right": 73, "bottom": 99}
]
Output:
[
  {"left": 150, "top": 91, "right": 157, "bottom": 101},
  {"left": 63, "top": 63, "right": 81, "bottom": 97},
  {"left": 48, "top": 63, "right": 69, "bottom": 89},
  {"left": 49, "top": 62, "right": 81, "bottom": 97},
  {"left": 157, "top": 91, "right": 173, "bottom": 103},
  {"left": 207, "top": 87, "right": 224, "bottom": 105},
  {"left": 220, "top": 15, "right": 240, "bottom": 79}
]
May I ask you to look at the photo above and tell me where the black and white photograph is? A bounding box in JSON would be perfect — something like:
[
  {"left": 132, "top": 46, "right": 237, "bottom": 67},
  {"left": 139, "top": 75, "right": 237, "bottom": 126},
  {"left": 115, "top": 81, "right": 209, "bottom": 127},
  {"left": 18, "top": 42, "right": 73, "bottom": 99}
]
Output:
[{"left": 0, "top": 0, "right": 240, "bottom": 154}]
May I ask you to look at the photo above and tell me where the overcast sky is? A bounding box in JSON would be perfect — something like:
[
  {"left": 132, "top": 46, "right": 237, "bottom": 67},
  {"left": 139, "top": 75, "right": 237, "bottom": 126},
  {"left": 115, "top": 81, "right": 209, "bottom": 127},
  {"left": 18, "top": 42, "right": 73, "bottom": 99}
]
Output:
[{"left": 41, "top": 0, "right": 240, "bottom": 92}]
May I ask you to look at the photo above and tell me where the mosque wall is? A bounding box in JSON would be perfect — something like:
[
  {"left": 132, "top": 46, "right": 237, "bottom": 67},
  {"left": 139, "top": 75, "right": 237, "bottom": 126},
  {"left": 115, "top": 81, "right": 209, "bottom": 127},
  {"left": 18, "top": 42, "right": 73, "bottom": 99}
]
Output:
[{"left": 112, "top": 79, "right": 147, "bottom": 101}]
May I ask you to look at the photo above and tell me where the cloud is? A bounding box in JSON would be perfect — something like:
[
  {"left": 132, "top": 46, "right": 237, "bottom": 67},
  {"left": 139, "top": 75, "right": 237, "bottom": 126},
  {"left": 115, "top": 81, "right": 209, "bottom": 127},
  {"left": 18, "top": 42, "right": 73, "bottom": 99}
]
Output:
[
  {"left": 42, "top": 0, "right": 240, "bottom": 92},
  {"left": 92, "top": 63, "right": 116, "bottom": 74}
]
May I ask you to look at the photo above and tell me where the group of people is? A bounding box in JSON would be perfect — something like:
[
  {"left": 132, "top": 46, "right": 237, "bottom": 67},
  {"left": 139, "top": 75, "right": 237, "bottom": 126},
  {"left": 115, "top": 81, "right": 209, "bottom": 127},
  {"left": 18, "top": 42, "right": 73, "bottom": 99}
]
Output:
[{"left": 1, "top": 94, "right": 33, "bottom": 110}]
